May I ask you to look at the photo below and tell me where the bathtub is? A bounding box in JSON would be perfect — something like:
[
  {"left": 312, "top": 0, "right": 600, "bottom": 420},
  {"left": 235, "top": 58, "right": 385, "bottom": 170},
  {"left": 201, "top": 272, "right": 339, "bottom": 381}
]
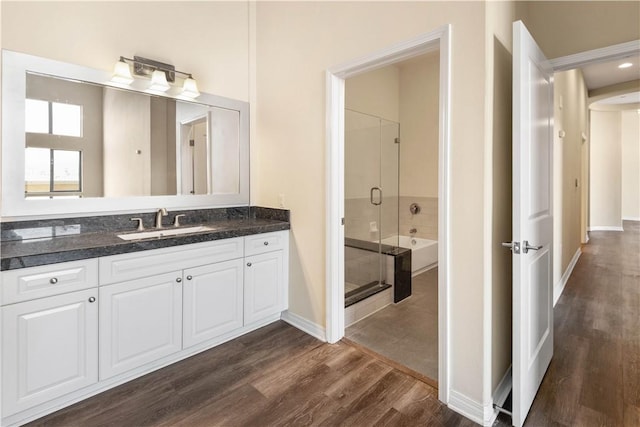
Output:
[{"left": 382, "top": 236, "right": 438, "bottom": 276}]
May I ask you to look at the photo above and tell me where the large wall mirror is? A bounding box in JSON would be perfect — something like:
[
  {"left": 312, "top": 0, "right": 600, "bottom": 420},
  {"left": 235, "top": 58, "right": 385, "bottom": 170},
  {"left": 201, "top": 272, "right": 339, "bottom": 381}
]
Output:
[{"left": 2, "top": 50, "right": 249, "bottom": 219}]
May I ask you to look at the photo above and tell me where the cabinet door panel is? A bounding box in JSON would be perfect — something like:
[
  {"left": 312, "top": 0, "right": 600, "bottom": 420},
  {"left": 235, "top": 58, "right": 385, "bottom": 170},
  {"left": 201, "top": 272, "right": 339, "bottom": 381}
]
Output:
[
  {"left": 244, "top": 251, "right": 284, "bottom": 325},
  {"left": 2, "top": 289, "right": 98, "bottom": 416},
  {"left": 99, "top": 272, "right": 182, "bottom": 380},
  {"left": 183, "top": 259, "right": 244, "bottom": 348}
]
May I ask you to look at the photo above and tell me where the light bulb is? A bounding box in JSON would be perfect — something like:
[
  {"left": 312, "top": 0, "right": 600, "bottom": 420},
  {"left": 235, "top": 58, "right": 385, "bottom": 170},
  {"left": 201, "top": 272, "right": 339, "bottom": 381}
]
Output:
[
  {"left": 618, "top": 62, "right": 633, "bottom": 69},
  {"left": 111, "top": 59, "right": 134, "bottom": 85},
  {"left": 182, "top": 76, "right": 200, "bottom": 98},
  {"left": 149, "top": 70, "right": 170, "bottom": 92}
]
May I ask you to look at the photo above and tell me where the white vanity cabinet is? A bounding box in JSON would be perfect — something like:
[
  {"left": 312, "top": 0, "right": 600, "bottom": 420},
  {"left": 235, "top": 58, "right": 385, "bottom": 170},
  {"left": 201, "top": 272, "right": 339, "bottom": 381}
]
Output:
[
  {"left": 183, "top": 259, "right": 244, "bottom": 348},
  {"left": 99, "top": 271, "right": 183, "bottom": 380},
  {"left": 1, "top": 260, "right": 99, "bottom": 418},
  {"left": 1, "top": 230, "right": 289, "bottom": 426},
  {"left": 244, "top": 231, "right": 288, "bottom": 325}
]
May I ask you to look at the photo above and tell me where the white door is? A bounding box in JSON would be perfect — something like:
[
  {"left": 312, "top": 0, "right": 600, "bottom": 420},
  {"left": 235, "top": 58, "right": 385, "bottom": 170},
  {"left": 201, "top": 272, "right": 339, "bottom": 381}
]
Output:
[
  {"left": 244, "top": 251, "right": 284, "bottom": 325},
  {"left": 99, "top": 271, "right": 183, "bottom": 379},
  {"left": 2, "top": 289, "right": 98, "bottom": 416},
  {"left": 511, "top": 21, "right": 554, "bottom": 427},
  {"left": 183, "top": 259, "right": 244, "bottom": 348}
]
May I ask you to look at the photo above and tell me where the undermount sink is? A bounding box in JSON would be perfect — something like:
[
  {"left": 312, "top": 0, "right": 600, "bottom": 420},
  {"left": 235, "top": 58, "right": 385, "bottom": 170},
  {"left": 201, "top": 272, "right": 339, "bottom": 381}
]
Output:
[{"left": 117, "top": 225, "right": 217, "bottom": 241}]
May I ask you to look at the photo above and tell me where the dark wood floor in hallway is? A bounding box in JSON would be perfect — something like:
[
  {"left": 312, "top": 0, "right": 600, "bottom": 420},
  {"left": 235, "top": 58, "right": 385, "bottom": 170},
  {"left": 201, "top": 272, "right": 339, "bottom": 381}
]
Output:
[
  {"left": 27, "top": 222, "right": 640, "bottom": 427},
  {"left": 496, "top": 220, "right": 640, "bottom": 426}
]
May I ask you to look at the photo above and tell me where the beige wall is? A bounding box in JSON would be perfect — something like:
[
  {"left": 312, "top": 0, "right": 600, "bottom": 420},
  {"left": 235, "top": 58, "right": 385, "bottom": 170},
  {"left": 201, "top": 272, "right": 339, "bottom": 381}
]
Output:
[
  {"left": 103, "top": 88, "right": 151, "bottom": 197},
  {"left": 255, "top": 0, "right": 490, "bottom": 403},
  {"left": 486, "top": 0, "right": 515, "bottom": 401},
  {"left": 346, "top": 66, "right": 399, "bottom": 122},
  {"left": 516, "top": 1, "right": 640, "bottom": 59},
  {"left": 621, "top": 110, "right": 640, "bottom": 221},
  {"left": 553, "top": 70, "right": 588, "bottom": 282},
  {"left": 1, "top": 1, "right": 250, "bottom": 101},
  {"left": 590, "top": 111, "right": 622, "bottom": 228},
  {"left": 399, "top": 53, "right": 439, "bottom": 198}
]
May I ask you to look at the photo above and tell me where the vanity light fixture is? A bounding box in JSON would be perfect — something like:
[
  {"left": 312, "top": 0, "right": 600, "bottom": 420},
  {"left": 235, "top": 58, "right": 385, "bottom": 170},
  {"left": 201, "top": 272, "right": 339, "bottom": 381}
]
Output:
[
  {"left": 618, "top": 62, "right": 633, "bottom": 69},
  {"left": 111, "top": 57, "right": 134, "bottom": 85},
  {"left": 112, "top": 55, "right": 200, "bottom": 98},
  {"left": 149, "top": 69, "right": 170, "bottom": 92},
  {"left": 182, "top": 75, "right": 200, "bottom": 98}
]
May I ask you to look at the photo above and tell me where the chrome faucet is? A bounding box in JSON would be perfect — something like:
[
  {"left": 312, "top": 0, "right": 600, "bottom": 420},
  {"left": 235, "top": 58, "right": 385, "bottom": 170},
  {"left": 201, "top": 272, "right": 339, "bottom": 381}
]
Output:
[{"left": 155, "top": 208, "right": 168, "bottom": 229}]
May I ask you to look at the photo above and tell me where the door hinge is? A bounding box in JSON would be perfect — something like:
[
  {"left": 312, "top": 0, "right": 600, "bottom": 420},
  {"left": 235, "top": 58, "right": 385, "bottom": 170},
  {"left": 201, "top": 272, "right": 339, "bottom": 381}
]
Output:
[
  {"left": 394, "top": 138, "right": 400, "bottom": 144},
  {"left": 341, "top": 217, "right": 345, "bottom": 225},
  {"left": 501, "top": 241, "right": 520, "bottom": 254}
]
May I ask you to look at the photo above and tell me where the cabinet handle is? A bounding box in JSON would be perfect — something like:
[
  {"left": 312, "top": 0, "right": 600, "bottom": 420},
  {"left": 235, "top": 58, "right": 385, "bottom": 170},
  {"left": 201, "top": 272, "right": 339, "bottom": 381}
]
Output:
[
  {"left": 186, "top": 275, "right": 193, "bottom": 280},
  {"left": 247, "top": 262, "right": 252, "bottom": 267},
  {"left": 50, "top": 277, "right": 58, "bottom": 284},
  {"left": 263, "top": 241, "right": 269, "bottom": 246},
  {"left": 176, "top": 277, "right": 182, "bottom": 283},
  {"left": 88, "top": 297, "right": 96, "bottom": 303}
]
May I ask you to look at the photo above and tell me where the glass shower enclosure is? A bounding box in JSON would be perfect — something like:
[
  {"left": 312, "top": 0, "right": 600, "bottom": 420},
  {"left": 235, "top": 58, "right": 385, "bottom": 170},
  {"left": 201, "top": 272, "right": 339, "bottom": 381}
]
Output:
[{"left": 344, "top": 109, "right": 399, "bottom": 306}]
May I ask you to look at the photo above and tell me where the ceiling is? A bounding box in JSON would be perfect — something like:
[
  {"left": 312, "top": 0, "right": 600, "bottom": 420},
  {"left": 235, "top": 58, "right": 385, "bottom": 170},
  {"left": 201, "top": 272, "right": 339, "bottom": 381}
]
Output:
[
  {"left": 581, "top": 54, "right": 640, "bottom": 90},
  {"left": 581, "top": 53, "right": 640, "bottom": 108}
]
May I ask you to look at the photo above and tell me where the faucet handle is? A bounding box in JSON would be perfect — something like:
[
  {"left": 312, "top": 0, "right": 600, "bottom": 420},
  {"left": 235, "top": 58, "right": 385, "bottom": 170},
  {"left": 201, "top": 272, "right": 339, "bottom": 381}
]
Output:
[
  {"left": 130, "top": 217, "right": 145, "bottom": 231},
  {"left": 173, "top": 214, "right": 186, "bottom": 227}
]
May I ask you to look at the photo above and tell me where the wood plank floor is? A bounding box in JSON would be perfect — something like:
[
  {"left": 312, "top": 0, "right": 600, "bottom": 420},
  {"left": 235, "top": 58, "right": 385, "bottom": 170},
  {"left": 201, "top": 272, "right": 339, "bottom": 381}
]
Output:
[
  {"left": 495, "top": 220, "right": 640, "bottom": 426},
  {"left": 27, "top": 321, "right": 475, "bottom": 427},
  {"left": 27, "top": 221, "right": 639, "bottom": 426}
]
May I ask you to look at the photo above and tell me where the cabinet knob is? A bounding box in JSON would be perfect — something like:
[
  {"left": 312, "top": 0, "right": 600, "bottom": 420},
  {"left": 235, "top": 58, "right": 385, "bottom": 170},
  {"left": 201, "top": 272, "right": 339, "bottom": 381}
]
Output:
[
  {"left": 176, "top": 277, "right": 182, "bottom": 283},
  {"left": 50, "top": 277, "right": 58, "bottom": 284},
  {"left": 263, "top": 241, "right": 269, "bottom": 246},
  {"left": 186, "top": 275, "right": 193, "bottom": 280},
  {"left": 247, "top": 262, "right": 252, "bottom": 267},
  {"left": 88, "top": 297, "right": 96, "bottom": 303}
]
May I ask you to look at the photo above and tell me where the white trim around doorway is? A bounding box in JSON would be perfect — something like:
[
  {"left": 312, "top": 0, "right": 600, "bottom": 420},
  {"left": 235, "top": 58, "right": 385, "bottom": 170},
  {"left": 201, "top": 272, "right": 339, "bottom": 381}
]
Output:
[{"left": 325, "top": 24, "right": 452, "bottom": 403}]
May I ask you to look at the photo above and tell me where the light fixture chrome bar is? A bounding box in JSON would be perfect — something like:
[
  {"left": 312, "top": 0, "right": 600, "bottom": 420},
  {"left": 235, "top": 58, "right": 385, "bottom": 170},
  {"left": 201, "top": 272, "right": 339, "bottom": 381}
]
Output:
[{"left": 119, "top": 56, "right": 195, "bottom": 83}]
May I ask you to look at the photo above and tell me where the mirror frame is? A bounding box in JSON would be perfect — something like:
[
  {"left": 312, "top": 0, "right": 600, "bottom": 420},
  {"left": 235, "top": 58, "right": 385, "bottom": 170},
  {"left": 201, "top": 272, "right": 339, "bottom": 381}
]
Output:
[{"left": 1, "top": 50, "right": 249, "bottom": 220}]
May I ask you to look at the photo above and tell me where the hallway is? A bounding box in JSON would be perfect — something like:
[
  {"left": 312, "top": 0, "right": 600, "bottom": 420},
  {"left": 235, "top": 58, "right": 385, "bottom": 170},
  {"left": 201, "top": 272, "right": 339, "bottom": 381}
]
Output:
[{"left": 497, "top": 221, "right": 640, "bottom": 426}]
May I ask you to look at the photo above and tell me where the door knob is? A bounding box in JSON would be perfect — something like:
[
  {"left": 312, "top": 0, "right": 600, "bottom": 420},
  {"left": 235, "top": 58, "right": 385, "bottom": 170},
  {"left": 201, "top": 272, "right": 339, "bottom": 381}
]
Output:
[
  {"left": 176, "top": 277, "right": 182, "bottom": 283},
  {"left": 523, "top": 240, "right": 542, "bottom": 254},
  {"left": 501, "top": 241, "right": 520, "bottom": 254},
  {"left": 88, "top": 297, "right": 96, "bottom": 303},
  {"left": 186, "top": 275, "right": 193, "bottom": 280},
  {"left": 247, "top": 262, "right": 252, "bottom": 267}
]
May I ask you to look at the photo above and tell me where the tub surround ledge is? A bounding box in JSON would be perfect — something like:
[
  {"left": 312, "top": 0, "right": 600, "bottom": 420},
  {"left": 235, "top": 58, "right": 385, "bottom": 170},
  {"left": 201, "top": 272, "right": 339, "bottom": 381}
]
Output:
[{"left": 1, "top": 206, "right": 290, "bottom": 271}]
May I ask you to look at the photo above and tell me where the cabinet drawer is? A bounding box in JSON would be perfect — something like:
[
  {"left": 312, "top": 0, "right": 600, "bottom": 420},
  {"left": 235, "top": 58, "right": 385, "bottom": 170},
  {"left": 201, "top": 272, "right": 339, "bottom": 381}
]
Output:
[
  {"left": 1, "top": 259, "right": 98, "bottom": 306},
  {"left": 244, "top": 231, "right": 287, "bottom": 256},
  {"left": 100, "top": 237, "right": 243, "bottom": 285}
]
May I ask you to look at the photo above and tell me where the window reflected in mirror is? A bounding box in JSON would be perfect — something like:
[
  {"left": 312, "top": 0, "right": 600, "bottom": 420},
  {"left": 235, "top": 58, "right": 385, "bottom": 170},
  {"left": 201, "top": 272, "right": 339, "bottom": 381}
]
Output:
[{"left": 24, "top": 72, "right": 241, "bottom": 200}]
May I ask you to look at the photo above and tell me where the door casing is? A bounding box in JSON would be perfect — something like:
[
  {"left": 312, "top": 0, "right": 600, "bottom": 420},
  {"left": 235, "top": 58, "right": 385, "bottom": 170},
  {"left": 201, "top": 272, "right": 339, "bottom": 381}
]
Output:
[{"left": 325, "top": 25, "right": 452, "bottom": 403}]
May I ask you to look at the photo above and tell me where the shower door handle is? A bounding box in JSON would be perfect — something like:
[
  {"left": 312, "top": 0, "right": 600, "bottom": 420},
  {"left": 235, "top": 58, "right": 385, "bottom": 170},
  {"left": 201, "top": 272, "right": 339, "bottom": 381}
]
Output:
[{"left": 370, "top": 187, "right": 382, "bottom": 206}]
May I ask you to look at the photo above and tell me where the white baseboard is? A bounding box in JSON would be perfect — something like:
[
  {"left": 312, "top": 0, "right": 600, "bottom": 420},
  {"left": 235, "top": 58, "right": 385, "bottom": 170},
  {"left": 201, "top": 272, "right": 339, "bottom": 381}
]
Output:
[
  {"left": 588, "top": 226, "right": 624, "bottom": 231},
  {"left": 554, "top": 247, "right": 581, "bottom": 306},
  {"left": 449, "top": 390, "right": 496, "bottom": 426},
  {"left": 281, "top": 310, "right": 326, "bottom": 342},
  {"left": 623, "top": 217, "right": 640, "bottom": 222},
  {"left": 487, "top": 365, "right": 513, "bottom": 426},
  {"left": 493, "top": 365, "right": 512, "bottom": 407}
]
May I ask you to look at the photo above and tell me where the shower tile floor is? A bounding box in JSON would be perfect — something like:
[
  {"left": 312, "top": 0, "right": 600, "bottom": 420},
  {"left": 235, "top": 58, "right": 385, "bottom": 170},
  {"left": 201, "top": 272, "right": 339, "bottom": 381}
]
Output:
[{"left": 345, "top": 268, "right": 438, "bottom": 381}]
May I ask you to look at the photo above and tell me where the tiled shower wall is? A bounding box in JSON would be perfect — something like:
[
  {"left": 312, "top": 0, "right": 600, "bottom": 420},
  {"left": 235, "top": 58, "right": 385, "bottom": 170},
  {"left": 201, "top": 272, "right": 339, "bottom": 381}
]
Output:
[
  {"left": 399, "top": 196, "right": 438, "bottom": 240},
  {"left": 344, "top": 196, "right": 399, "bottom": 242}
]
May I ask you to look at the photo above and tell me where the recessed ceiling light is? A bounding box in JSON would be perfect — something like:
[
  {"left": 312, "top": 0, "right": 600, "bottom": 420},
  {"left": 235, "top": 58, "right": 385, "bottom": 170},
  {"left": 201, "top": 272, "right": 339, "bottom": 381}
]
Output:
[{"left": 618, "top": 62, "right": 633, "bottom": 69}]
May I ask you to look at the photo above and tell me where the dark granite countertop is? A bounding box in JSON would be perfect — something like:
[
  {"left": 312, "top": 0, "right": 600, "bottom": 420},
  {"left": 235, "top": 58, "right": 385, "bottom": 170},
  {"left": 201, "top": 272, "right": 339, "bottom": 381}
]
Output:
[{"left": 1, "top": 207, "right": 290, "bottom": 271}]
